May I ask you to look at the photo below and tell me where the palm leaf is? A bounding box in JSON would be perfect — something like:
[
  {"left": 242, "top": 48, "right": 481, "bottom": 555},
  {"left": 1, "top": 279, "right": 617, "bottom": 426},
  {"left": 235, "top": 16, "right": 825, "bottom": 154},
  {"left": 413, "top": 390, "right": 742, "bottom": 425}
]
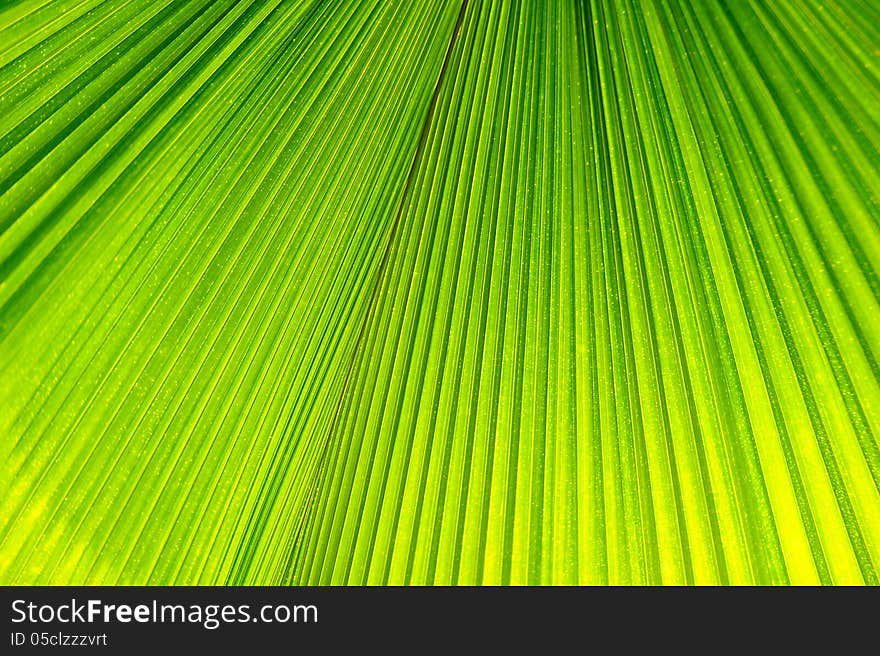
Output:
[{"left": 1, "top": 0, "right": 878, "bottom": 585}]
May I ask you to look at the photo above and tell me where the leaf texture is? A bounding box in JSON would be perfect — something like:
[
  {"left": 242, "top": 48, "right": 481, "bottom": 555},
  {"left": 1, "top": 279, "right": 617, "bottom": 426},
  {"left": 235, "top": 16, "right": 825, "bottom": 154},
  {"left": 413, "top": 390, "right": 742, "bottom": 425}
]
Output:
[{"left": 1, "top": 0, "right": 879, "bottom": 585}]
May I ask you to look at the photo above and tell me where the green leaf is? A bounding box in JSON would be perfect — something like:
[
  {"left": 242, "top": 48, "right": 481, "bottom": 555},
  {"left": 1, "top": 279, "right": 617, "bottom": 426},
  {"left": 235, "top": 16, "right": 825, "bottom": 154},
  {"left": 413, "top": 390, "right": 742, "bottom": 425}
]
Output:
[{"left": 1, "top": 0, "right": 878, "bottom": 585}]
